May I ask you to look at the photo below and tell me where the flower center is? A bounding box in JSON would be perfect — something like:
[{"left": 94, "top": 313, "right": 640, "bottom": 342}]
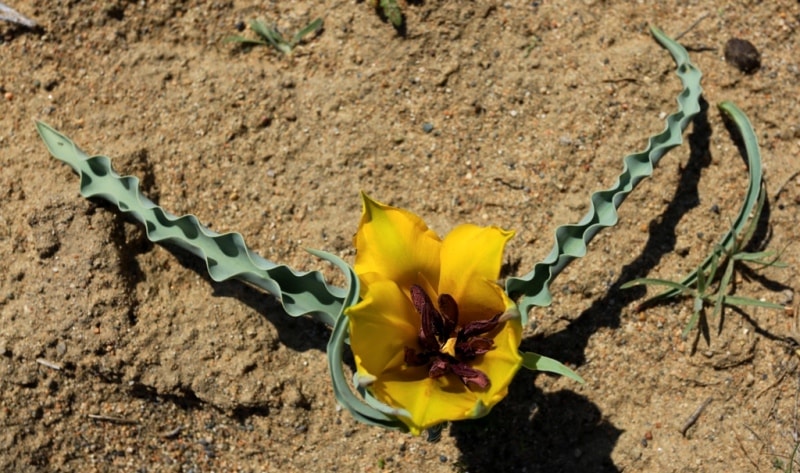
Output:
[{"left": 403, "top": 284, "right": 502, "bottom": 389}]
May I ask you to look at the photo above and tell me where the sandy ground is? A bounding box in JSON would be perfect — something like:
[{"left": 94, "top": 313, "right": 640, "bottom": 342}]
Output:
[{"left": 2, "top": 1, "right": 800, "bottom": 472}]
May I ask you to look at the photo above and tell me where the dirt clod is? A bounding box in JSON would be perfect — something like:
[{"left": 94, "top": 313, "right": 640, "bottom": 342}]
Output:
[{"left": 724, "top": 38, "right": 761, "bottom": 74}]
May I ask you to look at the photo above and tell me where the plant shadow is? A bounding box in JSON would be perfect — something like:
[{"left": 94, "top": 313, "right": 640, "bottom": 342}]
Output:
[
  {"left": 451, "top": 369, "right": 622, "bottom": 472},
  {"left": 101, "top": 212, "right": 331, "bottom": 354},
  {"left": 165, "top": 243, "right": 332, "bottom": 353}
]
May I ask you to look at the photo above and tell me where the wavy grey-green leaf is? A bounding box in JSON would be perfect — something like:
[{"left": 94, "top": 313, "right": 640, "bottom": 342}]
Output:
[
  {"left": 505, "top": 27, "right": 704, "bottom": 322},
  {"left": 36, "top": 121, "right": 344, "bottom": 326},
  {"left": 319, "top": 249, "right": 409, "bottom": 431}
]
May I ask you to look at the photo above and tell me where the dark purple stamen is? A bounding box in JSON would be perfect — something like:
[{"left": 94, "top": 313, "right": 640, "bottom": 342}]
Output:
[
  {"left": 410, "top": 285, "right": 443, "bottom": 351},
  {"left": 437, "top": 293, "right": 459, "bottom": 336},
  {"left": 450, "top": 362, "right": 490, "bottom": 388},
  {"left": 405, "top": 284, "right": 503, "bottom": 389}
]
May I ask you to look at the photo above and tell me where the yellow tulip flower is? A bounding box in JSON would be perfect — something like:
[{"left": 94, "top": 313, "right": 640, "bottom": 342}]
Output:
[{"left": 345, "top": 194, "right": 523, "bottom": 435}]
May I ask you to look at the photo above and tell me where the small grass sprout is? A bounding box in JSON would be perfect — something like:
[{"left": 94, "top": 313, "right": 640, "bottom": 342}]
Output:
[
  {"left": 224, "top": 17, "right": 323, "bottom": 55},
  {"left": 772, "top": 440, "right": 800, "bottom": 472},
  {"left": 369, "top": 0, "right": 404, "bottom": 30},
  {"left": 623, "top": 187, "right": 787, "bottom": 345}
]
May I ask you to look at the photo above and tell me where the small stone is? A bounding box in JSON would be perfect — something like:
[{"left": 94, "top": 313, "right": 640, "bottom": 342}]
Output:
[
  {"left": 724, "top": 38, "right": 761, "bottom": 74},
  {"left": 258, "top": 115, "right": 272, "bottom": 128},
  {"left": 422, "top": 122, "right": 434, "bottom": 133},
  {"left": 56, "top": 341, "right": 67, "bottom": 356},
  {"left": 43, "top": 79, "right": 59, "bottom": 91}
]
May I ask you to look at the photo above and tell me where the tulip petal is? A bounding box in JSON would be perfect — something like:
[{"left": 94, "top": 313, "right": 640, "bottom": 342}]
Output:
[
  {"left": 438, "top": 224, "right": 515, "bottom": 323},
  {"left": 346, "top": 275, "right": 419, "bottom": 378},
  {"left": 372, "top": 367, "right": 487, "bottom": 434},
  {"left": 354, "top": 193, "right": 442, "bottom": 290},
  {"left": 474, "top": 317, "right": 523, "bottom": 401}
]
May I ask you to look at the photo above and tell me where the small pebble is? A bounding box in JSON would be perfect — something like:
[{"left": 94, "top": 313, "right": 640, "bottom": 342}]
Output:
[
  {"left": 422, "top": 122, "right": 434, "bottom": 133},
  {"left": 724, "top": 38, "right": 761, "bottom": 74}
]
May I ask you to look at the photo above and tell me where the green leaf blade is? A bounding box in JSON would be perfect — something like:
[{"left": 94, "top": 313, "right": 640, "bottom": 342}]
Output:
[
  {"left": 521, "top": 352, "right": 585, "bottom": 384},
  {"left": 291, "top": 18, "right": 323, "bottom": 46},
  {"left": 722, "top": 296, "right": 784, "bottom": 309},
  {"left": 621, "top": 278, "right": 692, "bottom": 292}
]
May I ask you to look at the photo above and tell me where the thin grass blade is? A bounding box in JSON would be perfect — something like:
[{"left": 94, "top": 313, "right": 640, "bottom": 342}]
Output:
[
  {"left": 682, "top": 310, "right": 701, "bottom": 339},
  {"left": 722, "top": 296, "right": 784, "bottom": 309},
  {"left": 650, "top": 101, "right": 766, "bottom": 302},
  {"left": 621, "top": 278, "right": 692, "bottom": 293},
  {"left": 291, "top": 18, "right": 323, "bottom": 46}
]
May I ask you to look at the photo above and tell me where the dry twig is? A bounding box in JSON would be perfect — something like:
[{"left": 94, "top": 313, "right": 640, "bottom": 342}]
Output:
[
  {"left": 680, "top": 397, "right": 712, "bottom": 437},
  {"left": 675, "top": 13, "right": 710, "bottom": 40},
  {"left": 87, "top": 414, "right": 139, "bottom": 425},
  {"left": 35, "top": 358, "right": 62, "bottom": 371}
]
